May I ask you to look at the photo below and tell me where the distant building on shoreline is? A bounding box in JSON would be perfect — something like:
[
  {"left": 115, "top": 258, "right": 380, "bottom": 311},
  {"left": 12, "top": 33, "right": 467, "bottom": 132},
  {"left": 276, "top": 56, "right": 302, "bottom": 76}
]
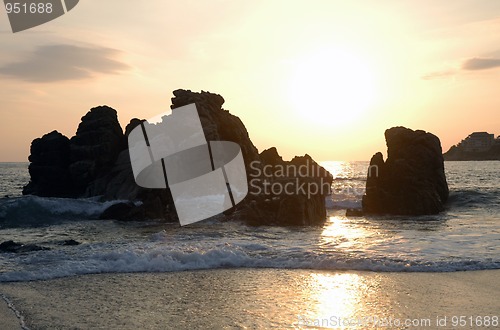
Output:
[
  {"left": 444, "top": 131, "right": 500, "bottom": 161},
  {"left": 460, "top": 132, "right": 495, "bottom": 152}
]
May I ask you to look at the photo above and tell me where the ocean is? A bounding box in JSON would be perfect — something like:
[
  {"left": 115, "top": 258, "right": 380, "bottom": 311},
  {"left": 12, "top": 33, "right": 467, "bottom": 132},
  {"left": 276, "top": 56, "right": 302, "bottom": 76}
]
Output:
[{"left": 0, "top": 161, "right": 499, "bottom": 283}]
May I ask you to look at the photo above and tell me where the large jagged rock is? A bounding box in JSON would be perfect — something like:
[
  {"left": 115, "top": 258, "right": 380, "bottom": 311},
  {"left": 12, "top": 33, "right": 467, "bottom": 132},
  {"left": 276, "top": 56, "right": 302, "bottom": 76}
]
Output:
[
  {"left": 23, "top": 106, "right": 127, "bottom": 198},
  {"left": 23, "top": 130, "right": 74, "bottom": 197},
  {"left": 259, "top": 147, "right": 285, "bottom": 167},
  {"left": 85, "top": 119, "right": 176, "bottom": 220},
  {"left": 86, "top": 118, "right": 144, "bottom": 200},
  {"left": 69, "top": 106, "right": 125, "bottom": 194},
  {"left": 170, "top": 90, "right": 333, "bottom": 225},
  {"left": 362, "top": 127, "right": 449, "bottom": 215},
  {"left": 23, "top": 90, "right": 333, "bottom": 225},
  {"left": 240, "top": 149, "right": 333, "bottom": 225},
  {"left": 170, "top": 89, "right": 261, "bottom": 176}
]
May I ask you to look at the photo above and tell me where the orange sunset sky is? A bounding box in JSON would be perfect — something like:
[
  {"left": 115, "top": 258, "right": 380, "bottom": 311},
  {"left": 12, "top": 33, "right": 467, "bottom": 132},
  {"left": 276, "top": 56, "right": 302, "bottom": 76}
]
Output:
[{"left": 1, "top": 1, "right": 500, "bottom": 162}]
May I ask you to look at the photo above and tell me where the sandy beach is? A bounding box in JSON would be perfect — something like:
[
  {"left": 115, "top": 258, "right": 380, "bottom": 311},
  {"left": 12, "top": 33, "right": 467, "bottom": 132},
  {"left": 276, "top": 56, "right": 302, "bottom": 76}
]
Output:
[{"left": 0, "top": 269, "right": 498, "bottom": 329}]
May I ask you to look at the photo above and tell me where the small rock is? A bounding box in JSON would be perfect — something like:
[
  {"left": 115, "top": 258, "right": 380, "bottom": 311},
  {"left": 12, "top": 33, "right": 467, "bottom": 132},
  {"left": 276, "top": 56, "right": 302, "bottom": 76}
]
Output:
[
  {"left": 0, "top": 240, "right": 49, "bottom": 253},
  {"left": 99, "top": 201, "right": 137, "bottom": 220},
  {"left": 61, "top": 239, "right": 80, "bottom": 246}
]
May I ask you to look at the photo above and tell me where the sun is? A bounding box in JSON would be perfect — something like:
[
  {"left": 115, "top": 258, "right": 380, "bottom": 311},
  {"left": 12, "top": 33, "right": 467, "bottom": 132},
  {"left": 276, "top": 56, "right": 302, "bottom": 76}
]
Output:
[{"left": 287, "top": 47, "right": 377, "bottom": 128}]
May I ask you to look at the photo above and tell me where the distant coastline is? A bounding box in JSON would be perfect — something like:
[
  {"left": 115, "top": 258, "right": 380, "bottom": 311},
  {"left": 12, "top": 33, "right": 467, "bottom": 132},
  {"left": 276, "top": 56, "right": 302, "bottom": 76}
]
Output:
[
  {"left": 444, "top": 131, "right": 500, "bottom": 161},
  {"left": 443, "top": 149, "right": 500, "bottom": 161}
]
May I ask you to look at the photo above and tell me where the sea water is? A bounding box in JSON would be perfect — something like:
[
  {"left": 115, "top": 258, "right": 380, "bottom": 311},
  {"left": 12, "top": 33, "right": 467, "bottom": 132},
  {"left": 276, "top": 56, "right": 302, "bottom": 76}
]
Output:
[{"left": 0, "top": 161, "right": 499, "bottom": 282}]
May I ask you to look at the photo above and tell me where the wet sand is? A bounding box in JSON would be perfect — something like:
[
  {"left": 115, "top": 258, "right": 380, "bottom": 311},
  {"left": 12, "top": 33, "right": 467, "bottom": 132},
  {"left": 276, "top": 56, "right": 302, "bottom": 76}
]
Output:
[{"left": 1, "top": 269, "right": 499, "bottom": 329}]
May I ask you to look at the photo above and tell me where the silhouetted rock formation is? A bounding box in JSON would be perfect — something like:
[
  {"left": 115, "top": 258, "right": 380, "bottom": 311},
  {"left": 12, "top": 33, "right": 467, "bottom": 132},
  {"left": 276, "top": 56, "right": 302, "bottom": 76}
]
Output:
[
  {"left": 362, "top": 127, "right": 449, "bottom": 215},
  {"left": 23, "top": 107, "right": 125, "bottom": 198},
  {"left": 259, "top": 147, "right": 285, "bottom": 167},
  {"left": 69, "top": 106, "right": 125, "bottom": 194},
  {"left": 22, "top": 130, "right": 73, "bottom": 197},
  {"left": 170, "top": 89, "right": 261, "bottom": 176},
  {"left": 23, "top": 90, "right": 332, "bottom": 226},
  {"left": 239, "top": 149, "right": 333, "bottom": 225}
]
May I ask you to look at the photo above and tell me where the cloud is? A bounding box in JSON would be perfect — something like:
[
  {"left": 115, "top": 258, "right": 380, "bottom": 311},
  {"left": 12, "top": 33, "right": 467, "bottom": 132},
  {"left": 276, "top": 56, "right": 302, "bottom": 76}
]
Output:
[
  {"left": 423, "top": 54, "right": 500, "bottom": 80},
  {"left": 421, "top": 69, "right": 456, "bottom": 80},
  {"left": 0, "top": 44, "right": 130, "bottom": 82},
  {"left": 462, "top": 57, "right": 500, "bottom": 70}
]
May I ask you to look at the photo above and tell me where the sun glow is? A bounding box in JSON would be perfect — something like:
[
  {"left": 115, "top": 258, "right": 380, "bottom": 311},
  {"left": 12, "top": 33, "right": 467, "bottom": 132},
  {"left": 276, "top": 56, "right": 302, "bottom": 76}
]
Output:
[{"left": 287, "top": 47, "right": 378, "bottom": 128}]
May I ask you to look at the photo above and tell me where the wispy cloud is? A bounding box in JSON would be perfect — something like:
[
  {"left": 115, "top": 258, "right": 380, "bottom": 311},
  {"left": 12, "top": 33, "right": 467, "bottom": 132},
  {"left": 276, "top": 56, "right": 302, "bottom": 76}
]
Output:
[
  {"left": 421, "top": 69, "right": 456, "bottom": 80},
  {"left": 0, "top": 44, "right": 130, "bottom": 82},
  {"left": 423, "top": 54, "right": 500, "bottom": 80},
  {"left": 462, "top": 57, "right": 500, "bottom": 70}
]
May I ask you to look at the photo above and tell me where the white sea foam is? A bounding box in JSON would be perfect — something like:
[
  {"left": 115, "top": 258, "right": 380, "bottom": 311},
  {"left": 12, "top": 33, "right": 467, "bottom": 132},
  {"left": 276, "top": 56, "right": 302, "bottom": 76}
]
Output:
[{"left": 1, "top": 241, "right": 499, "bottom": 282}]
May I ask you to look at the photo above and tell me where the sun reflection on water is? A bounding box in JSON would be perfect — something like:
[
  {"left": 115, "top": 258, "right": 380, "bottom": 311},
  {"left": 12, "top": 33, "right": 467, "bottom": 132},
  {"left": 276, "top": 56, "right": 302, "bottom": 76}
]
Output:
[
  {"left": 320, "top": 161, "right": 349, "bottom": 179},
  {"left": 320, "top": 216, "right": 372, "bottom": 251}
]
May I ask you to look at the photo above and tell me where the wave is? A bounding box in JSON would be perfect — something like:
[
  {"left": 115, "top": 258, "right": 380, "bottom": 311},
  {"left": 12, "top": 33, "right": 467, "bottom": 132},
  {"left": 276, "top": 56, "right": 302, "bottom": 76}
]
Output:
[
  {"left": 325, "top": 198, "right": 361, "bottom": 210},
  {"left": 447, "top": 189, "right": 500, "bottom": 209},
  {"left": 1, "top": 243, "right": 498, "bottom": 282},
  {"left": 0, "top": 196, "right": 130, "bottom": 228}
]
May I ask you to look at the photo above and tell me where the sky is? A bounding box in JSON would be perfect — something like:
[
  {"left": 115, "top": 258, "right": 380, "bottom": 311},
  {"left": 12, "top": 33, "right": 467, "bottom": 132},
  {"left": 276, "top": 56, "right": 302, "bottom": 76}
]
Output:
[{"left": 1, "top": 0, "right": 500, "bottom": 162}]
